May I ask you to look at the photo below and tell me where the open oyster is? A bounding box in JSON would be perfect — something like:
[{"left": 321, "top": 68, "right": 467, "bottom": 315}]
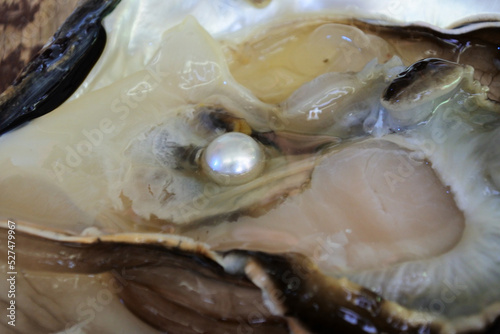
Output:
[{"left": 1, "top": 0, "right": 500, "bottom": 333}]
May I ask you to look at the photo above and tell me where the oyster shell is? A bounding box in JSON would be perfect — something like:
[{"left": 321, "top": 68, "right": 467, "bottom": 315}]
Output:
[
  {"left": 1, "top": 1, "right": 500, "bottom": 333},
  {"left": 0, "top": 0, "right": 80, "bottom": 92}
]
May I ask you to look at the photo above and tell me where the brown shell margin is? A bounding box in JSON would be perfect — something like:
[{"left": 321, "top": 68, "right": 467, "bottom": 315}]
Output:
[{"left": 0, "top": 0, "right": 80, "bottom": 93}]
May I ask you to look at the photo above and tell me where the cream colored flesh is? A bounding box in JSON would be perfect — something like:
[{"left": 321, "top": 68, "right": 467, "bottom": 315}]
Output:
[
  {"left": 1, "top": 3, "right": 500, "bottom": 324},
  {"left": 185, "top": 139, "right": 465, "bottom": 272},
  {"left": 226, "top": 22, "right": 395, "bottom": 103}
]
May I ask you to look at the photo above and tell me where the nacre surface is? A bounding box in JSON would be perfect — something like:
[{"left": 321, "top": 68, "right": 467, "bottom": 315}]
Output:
[{"left": 1, "top": 1, "right": 500, "bottom": 333}]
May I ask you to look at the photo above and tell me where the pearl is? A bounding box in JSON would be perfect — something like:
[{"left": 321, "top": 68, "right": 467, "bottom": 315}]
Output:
[{"left": 202, "top": 132, "right": 265, "bottom": 185}]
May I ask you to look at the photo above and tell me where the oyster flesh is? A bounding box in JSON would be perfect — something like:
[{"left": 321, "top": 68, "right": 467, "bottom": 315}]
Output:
[{"left": 1, "top": 0, "right": 500, "bottom": 333}]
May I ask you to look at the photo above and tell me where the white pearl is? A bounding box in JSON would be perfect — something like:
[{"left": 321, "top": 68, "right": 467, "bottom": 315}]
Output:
[{"left": 202, "top": 132, "right": 265, "bottom": 185}]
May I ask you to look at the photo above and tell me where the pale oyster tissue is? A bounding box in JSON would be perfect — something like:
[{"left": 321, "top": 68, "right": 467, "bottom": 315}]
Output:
[{"left": 1, "top": 0, "right": 500, "bottom": 333}]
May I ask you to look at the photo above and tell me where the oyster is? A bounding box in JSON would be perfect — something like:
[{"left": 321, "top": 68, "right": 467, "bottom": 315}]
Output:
[{"left": 1, "top": 0, "right": 500, "bottom": 333}]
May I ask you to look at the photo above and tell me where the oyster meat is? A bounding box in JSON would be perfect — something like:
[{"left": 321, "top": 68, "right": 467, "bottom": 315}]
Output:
[{"left": 1, "top": 0, "right": 500, "bottom": 333}]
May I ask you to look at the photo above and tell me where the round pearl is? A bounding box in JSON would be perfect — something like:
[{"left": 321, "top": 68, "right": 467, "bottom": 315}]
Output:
[{"left": 202, "top": 132, "right": 265, "bottom": 185}]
